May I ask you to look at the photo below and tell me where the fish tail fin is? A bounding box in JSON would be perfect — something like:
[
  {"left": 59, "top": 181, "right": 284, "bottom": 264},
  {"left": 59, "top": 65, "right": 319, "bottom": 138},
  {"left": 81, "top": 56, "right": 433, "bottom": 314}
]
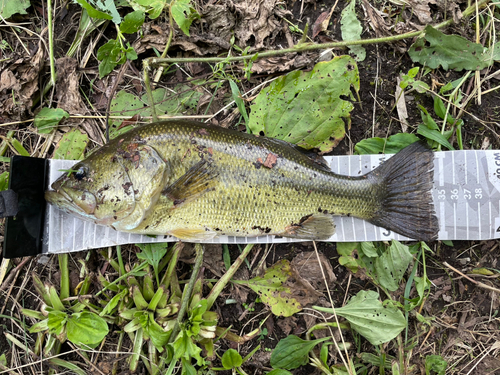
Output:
[{"left": 369, "top": 141, "right": 438, "bottom": 241}]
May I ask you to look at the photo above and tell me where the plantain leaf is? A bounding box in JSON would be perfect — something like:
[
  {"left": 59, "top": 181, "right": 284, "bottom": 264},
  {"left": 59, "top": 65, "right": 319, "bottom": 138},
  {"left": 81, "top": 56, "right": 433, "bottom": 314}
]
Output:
[
  {"left": 315, "top": 290, "right": 406, "bottom": 345},
  {"left": 66, "top": 311, "right": 109, "bottom": 348},
  {"left": 355, "top": 133, "right": 420, "bottom": 155},
  {"left": 373, "top": 240, "right": 413, "bottom": 291},
  {"left": 270, "top": 335, "right": 330, "bottom": 370},
  {"left": 0, "top": 0, "right": 30, "bottom": 18},
  {"left": 249, "top": 56, "right": 359, "bottom": 153}
]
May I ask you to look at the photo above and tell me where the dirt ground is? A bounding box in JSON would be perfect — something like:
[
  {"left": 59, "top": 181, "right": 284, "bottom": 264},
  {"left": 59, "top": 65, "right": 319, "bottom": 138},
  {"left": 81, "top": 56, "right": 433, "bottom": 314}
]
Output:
[{"left": 1, "top": 0, "right": 500, "bottom": 374}]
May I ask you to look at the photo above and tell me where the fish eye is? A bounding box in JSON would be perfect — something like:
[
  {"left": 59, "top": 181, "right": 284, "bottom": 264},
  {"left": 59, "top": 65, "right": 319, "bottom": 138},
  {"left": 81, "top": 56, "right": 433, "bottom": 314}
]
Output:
[{"left": 74, "top": 167, "right": 87, "bottom": 181}]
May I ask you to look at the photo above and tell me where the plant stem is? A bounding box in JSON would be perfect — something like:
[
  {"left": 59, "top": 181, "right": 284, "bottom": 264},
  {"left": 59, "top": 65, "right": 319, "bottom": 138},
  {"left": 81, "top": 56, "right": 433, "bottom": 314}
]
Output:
[
  {"left": 206, "top": 243, "right": 254, "bottom": 310},
  {"left": 58, "top": 254, "right": 70, "bottom": 301},
  {"left": 143, "top": 60, "right": 159, "bottom": 122},
  {"left": 47, "top": 0, "right": 57, "bottom": 87},
  {"left": 153, "top": 5, "right": 174, "bottom": 83},
  {"left": 167, "top": 243, "right": 204, "bottom": 343},
  {"left": 145, "top": 0, "right": 490, "bottom": 67},
  {"left": 160, "top": 242, "right": 183, "bottom": 289}
]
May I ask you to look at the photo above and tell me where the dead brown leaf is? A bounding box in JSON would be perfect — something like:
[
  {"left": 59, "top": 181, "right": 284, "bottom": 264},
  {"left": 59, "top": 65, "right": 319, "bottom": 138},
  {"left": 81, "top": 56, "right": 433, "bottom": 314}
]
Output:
[
  {"left": 291, "top": 251, "right": 337, "bottom": 292},
  {"left": 203, "top": 0, "right": 285, "bottom": 49},
  {"left": 248, "top": 54, "right": 314, "bottom": 74},
  {"left": 406, "top": 0, "right": 463, "bottom": 25},
  {"left": 0, "top": 48, "right": 44, "bottom": 120}
]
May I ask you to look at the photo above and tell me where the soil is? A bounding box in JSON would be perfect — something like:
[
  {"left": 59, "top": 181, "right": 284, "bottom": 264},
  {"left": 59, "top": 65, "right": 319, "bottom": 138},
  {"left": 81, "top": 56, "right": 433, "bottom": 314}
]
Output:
[{"left": 1, "top": 0, "right": 500, "bottom": 374}]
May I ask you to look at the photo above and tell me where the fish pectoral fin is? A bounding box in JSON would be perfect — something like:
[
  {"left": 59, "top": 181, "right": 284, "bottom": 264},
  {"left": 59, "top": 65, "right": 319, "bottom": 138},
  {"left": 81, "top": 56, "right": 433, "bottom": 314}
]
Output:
[
  {"left": 281, "top": 213, "right": 336, "bottom": 240},
  {"left": 169, "top": 228, "right": 217, "bottom": 241},
  {"left": 162, "top": 159, "right": 219, "bottom": 207}
]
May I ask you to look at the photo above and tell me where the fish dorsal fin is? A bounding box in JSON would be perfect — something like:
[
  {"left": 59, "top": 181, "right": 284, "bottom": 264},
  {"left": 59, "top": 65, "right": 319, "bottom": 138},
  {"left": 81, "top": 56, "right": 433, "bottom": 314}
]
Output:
[
  {"left": 281, "top": 213, "right": 336, "bottom": 240},
  {"left": 162, "top": 159, "right": 219, "bottom": 207}
]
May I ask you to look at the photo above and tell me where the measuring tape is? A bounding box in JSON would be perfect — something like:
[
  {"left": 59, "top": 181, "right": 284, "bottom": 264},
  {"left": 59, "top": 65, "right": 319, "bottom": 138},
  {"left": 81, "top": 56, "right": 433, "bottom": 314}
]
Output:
[{"left": 43, "top": 150, "right": 499, "bottom": 254}]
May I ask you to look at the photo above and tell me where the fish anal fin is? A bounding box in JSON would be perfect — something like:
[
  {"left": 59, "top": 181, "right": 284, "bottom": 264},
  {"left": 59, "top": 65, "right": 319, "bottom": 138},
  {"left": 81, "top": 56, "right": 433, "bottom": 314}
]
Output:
[
  {"left": 163, "top": 159, "right": 219, "bottom": 207},
  {"left": 169, "top": 228, "right": 217, "bottom": 241},
  {"left": 281, "top": 213, "right": 335, "bottom": 240}
]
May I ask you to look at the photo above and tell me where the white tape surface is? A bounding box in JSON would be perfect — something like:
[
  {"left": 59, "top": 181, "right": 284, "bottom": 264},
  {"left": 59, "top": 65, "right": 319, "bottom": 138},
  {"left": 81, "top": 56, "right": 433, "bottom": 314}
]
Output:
[{"left": 44, "top": 150, "right": 500, "bottom": 253}]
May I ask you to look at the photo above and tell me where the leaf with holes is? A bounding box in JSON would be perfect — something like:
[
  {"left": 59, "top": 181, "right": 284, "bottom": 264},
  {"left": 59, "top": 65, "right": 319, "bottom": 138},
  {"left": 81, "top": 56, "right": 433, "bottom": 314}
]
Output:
[
  {"left": 340, "top": 0, "right": 365, "bottom": 61},
  {"left": 234, "top": 259, "right": 302, "bottom": 317},
  {"left": 109, "top": 90, "right": 145, "bottom": 138},
  {"left": 248, "top": 56, "right": 359, "bottom": 153},
  {"left": 54, "top": 129, "right": 89, "bottom": 160},
  {"left": 409, "top": 25, "right": 500, "bottom": 71}
]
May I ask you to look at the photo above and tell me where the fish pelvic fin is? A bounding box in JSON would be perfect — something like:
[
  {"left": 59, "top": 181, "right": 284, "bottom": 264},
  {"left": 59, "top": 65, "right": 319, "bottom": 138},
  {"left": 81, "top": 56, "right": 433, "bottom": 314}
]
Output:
[
  {"left": 369, "top": 141, "right": 438, "bottom": 242},
  {"left": 168, "top": 227, "right": 217, "bottom": 241},
  {"left": 281, "top": 213, "right": 336, "bottom": 240},
  {"left": 162, "top": 159, "right": 219, "bottom": 207}
]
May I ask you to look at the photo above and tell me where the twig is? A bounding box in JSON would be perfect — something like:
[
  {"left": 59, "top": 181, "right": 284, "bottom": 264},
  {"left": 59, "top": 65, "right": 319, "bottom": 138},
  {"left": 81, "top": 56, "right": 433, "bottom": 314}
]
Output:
[
  {"left": 153, "top": 5, "right": 174, "bottom": 83},
  {"left": 167, "top": 243, "right": 204, "bottom": 344},
  {"left": 105, "top": 61, "right": 130, "bottom": 143},
  {"left": 47, "top": 0, "right": 56, "bottom": 87},
  {"left": 0, "top": 257, "right": 31, "bottom": 293},
  {"left": 442, "top": 261, "right": 500, "bottom": 293},
  {"left": 206, "top": 244, "right": 254, "bottom": 310},
  {"left": 145, "top": 0, "right": 490, "bottom": 67}
]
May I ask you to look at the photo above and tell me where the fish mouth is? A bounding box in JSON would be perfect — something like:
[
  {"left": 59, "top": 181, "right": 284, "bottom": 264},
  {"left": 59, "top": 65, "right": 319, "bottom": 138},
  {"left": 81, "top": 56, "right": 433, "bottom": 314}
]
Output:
[{"left": 45, "top": 184, "right": 97, "bottom": 219}]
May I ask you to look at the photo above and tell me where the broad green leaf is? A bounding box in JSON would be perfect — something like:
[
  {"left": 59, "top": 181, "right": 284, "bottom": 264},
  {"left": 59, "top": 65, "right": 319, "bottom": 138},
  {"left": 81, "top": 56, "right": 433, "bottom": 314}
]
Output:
[
  {"left": 229, "top": 79, "right": 249, "bottom": 125},
  {"left": 340, "top": 0, "right": 365, "bottom": 61},
  {"left": 336, "top": 242, "right": 364, "bottom": 273},
  {"left": 355, "top": 133, "right": 419, "bottom": 155},
  {"left": 136, "top": 243, "right": 169, "bottom": 284},
  {"left": 373, "top": 240, "right": 413, "bottom": 291},
  {"left": 66, "top": 311, "right": 109, "bottom": 348},
  {"left": 145, "top": 314, "right": 170, "bottom": 351},
  {"left": 73, "top": 0, "right": 113, "bottom": 21},
  {"left": 97, "top": 39, "right": 121, "bottom": 78},
  {"left": 0, "top": 172, "right": 9, "bottom": 191},
  {"left": 266, "top": 370, "right": 293, "bottom": 375},
  {"left": 0, "top": 353, "right": 6, "bottom": 367},
  {"left": 221, "top": 349, "right": 243, "bottom": 369},
  {"left": 172, "top": 328, "right": 203, "bottom": 365},
  {"left": 417, "top": 124, "right": 454, "bottom": 150},
  {"left": 360, "top": 241, "right": 378, "bottom": 257},
  {"left": 270, "top": 335, "right": 330, "bottom": 370},
  {"left": 249, "top": 56, "right": 359, "bottom": 153},
  {"left": 100, "top": 288, "right": 128, "bottom": 316},
  {"left": 10, "top": 138, "right": 29, "bottom": 156},
  {"left": 141, "top": 85, "right": 202, "bottom": 116},
  {"left": 409, "top": 25, "right": 498, "bottom": 71},
  {"left": 0, "top": 0, "right": 30, "bottom": 18},
  {"left": 425, "top": 355, "right": 447, "bottom": 375},
  {"left": 120, "top": 10, "right": 145, "bottom": 34},
  {"left": 129, "top": 0, "right": 166, "bottom": 19},
  {"left": 48, "top": 358, "right": 86, "bottom": 375},
  {"left": 34, "top": 108, "right": 70, "bottom": 134},
  {"left": 53, "top": 129, "right": 89, "bottom": 160},
  {"left": 109, "top": 90, "right": 145, "bottom": 137},
  {"left": 236, "top": 259, "right": 302, "bottom": 317},
  {"left": 171, "top": 0, "right": 200, "bottom": 36},
  {"left": 47, "top": 310, "right": 68, "bottom": 335},
  {"left": 316, "top": 290, "right": 406, "bottom": 345}
]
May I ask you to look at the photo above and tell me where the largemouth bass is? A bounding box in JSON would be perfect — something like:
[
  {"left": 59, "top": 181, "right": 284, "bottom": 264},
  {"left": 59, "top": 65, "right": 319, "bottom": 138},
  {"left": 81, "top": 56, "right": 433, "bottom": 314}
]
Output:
[{"left": 45, "top": 120, "right": 438, "bottom": 241}]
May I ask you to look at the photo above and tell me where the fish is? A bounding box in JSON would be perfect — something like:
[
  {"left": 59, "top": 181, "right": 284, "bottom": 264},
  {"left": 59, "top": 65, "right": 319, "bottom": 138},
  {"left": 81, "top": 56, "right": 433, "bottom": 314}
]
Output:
[{"left": 45, "top": 120, "right": 438, "bottom": 242}]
